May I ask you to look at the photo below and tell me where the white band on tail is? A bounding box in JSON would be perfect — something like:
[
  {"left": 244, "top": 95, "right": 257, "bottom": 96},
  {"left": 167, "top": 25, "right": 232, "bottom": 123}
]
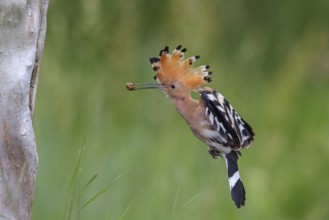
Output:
[{"left": 229, "top": 171, "right": 241, "bottom": 190}]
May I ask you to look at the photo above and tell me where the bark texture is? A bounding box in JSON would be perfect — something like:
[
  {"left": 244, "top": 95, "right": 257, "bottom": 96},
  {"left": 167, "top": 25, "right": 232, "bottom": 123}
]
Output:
[{"left": 0, "top": 0, "right": 48, "bottom": 219}]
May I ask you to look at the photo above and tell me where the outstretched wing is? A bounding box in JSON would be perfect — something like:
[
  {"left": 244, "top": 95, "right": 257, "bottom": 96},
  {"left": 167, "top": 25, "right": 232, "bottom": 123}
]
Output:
[{"left": 199, "top": 89, "right": 254, "bottom": 149}]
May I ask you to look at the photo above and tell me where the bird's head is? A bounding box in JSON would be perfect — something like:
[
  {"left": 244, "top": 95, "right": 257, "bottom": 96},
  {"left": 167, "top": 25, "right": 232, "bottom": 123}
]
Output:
[{"left": 126, "top": 45, "right": 212, "bottom": 99}]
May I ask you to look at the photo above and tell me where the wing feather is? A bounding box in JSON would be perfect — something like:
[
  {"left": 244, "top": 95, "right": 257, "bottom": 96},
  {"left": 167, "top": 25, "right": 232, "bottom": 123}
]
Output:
[{"left": 199, "top": 89, "right": 254, "bottom": 149}]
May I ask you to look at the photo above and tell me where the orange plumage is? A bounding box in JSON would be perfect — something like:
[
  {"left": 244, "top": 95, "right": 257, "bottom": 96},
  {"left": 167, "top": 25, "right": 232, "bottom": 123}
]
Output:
[{"left": 151, "top": 45, "right": 211, "bottom": 90}]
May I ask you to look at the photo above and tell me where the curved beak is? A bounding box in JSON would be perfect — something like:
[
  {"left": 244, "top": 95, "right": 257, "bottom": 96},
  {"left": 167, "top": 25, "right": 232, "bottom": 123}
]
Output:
[{"left": 125, "top": 82, "right": 165, "bottom": 91}]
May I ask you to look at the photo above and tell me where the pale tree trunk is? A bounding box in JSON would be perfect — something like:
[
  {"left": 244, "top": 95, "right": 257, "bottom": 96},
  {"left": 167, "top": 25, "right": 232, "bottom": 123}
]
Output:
[{"left": 0, "top": 0, "right": 48, "bottom": 219}]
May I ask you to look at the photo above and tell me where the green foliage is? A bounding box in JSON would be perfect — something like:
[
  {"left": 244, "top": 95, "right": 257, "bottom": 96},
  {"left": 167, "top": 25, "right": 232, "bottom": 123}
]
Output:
[{"left": 32, "top": 0, "right": 329, "bottom": 219}]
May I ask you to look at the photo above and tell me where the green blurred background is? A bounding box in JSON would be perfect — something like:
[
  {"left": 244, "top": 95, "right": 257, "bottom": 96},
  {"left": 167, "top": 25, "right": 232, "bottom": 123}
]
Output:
[{"left": 32, "top": 0, "right": 329, "bottom": 219}]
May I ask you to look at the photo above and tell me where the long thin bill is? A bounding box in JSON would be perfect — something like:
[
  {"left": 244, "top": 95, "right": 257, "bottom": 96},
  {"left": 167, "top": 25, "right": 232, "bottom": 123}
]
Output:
[{"left": 125, "top": 82, "right": 164, "bottom": 91}]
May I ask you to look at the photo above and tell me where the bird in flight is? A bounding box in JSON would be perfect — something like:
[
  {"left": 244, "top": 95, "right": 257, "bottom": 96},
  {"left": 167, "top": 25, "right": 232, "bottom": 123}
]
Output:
[{"left": 126, "top": 45, "right": 255, "bottom": 208}]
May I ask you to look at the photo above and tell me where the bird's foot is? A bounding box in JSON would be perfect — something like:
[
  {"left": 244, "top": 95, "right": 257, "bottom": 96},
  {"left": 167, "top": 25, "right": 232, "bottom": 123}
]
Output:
[{"left": 208, "top": 148, "right": 221, "bottom": 159}]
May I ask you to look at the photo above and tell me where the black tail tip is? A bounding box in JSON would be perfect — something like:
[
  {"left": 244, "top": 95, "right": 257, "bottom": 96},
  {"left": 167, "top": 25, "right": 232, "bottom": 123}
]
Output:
[{"left": 231, "top": 179, "right": 246, "bottom": 208}]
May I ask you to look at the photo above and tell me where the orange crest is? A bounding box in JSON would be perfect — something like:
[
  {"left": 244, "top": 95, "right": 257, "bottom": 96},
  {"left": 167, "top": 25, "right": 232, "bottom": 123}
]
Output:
[{"left": 149, "top": 45, "right": 212, "bottom": 90}]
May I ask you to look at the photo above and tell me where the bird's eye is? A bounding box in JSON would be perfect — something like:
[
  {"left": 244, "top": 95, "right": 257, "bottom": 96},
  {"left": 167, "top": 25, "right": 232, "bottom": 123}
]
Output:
[{"left": 171, "top": 84, "right": 176, "bottom": 89}]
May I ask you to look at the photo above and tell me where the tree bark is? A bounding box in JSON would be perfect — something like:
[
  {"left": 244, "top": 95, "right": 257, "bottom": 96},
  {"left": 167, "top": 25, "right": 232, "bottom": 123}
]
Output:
[{"left": 0, "top": 0, "right": 48, "bottom": 219}]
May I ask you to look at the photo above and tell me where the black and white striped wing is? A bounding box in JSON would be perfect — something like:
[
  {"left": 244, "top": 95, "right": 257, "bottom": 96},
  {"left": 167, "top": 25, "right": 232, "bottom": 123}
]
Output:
[{"left": 199, "top": 89, "right": 254, "bottom": 149}]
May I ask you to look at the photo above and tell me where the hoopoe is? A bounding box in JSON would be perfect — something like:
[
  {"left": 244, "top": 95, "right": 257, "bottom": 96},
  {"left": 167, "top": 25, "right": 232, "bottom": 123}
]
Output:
[{"left": 126, "top": 45, "right": 254, "bottom": 208}]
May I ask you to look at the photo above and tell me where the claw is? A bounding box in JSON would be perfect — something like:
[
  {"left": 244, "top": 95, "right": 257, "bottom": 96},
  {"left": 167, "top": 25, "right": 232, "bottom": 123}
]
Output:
[{"left": 208, "top": 147, "right": 221, "bottom": 159}]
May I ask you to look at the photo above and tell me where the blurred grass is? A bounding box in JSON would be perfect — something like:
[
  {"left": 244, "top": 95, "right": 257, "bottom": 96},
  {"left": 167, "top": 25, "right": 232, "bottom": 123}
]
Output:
[{"left": 32, "top": 0, "right": 329, "bottom": 219}]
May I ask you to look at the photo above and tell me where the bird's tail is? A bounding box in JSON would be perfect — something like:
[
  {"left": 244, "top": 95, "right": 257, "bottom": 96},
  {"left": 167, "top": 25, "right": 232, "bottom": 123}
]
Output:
[{"left": 224, "top": 151, "right": 246, "bottom": 208}]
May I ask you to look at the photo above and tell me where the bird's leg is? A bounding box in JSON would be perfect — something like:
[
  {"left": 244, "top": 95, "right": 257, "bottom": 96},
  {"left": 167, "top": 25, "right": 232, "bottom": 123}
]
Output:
[{"left": 208, "top": 147, "right": 221, "bottom": 159}]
